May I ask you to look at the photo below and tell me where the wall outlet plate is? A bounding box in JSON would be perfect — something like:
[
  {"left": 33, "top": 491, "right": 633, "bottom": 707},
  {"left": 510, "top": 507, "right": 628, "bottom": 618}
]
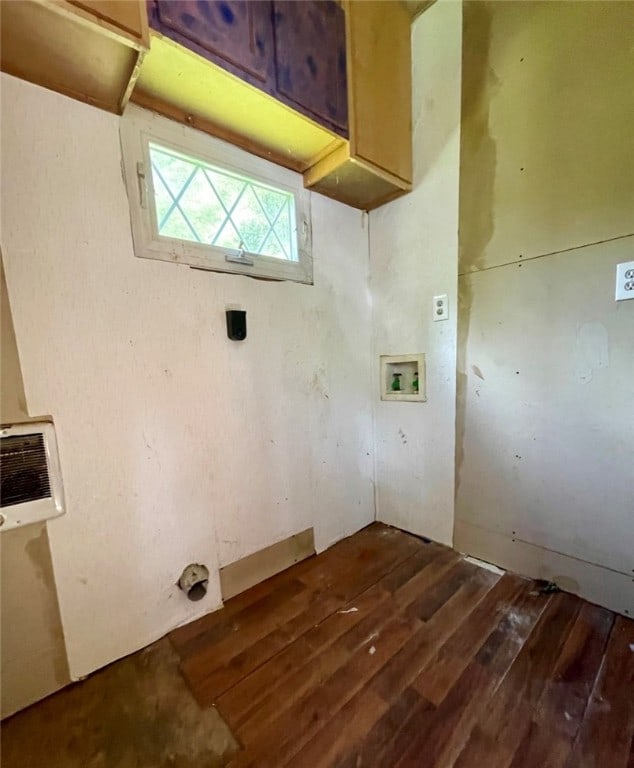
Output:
[
  {"left": 433, "top": 294, "right": 449, "bottom": 321},
  {"left": 615, "top": 260, "right": 634, "bottom": 301}
]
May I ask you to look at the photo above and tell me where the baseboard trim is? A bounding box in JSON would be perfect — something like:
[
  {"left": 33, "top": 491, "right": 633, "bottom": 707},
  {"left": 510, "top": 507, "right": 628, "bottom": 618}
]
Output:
[
  {"left": 454, "top": 519, "right": 632, "bottom": 617},
  {"left": 219, "top": 528, "right": 316, "bottom": 601}
]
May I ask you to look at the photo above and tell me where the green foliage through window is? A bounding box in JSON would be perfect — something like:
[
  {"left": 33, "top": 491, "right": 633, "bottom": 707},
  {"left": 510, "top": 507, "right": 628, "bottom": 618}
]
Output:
[{"left": 149, "top": 143, "right": 296, "bottom": 261}]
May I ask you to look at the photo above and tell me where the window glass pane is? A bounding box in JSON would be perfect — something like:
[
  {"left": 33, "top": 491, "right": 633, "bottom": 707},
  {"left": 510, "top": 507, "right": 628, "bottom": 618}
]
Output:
[
  {"left": 203, "top": 169, "right": 244, "bottom": 212},
  {"left": 176, "top": 171, "right": 224, "bottom": 243},
  {"left": 273, "top": 200, "right": 293, "bottom": 260},
  {"left": 230, "top": 186, "right": 271, "bottom": 253},
  {"left": 214, "top": 218, "right": 242, "bottom": 250},
  {"left": 259, "top": 230, "right": 287, "bottom": 260},
  {"left": 148, "top": 142, "right": 296, "bottom": 261}
]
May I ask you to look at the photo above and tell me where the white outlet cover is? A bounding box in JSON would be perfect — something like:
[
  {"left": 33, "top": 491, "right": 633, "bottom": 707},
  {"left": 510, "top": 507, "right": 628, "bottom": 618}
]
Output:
[
  {"left": 615, "top": 260, "right": 634, "bottom": 301},
  {"left": 433, "top": 294, "right": 449, "bottom": 321}
]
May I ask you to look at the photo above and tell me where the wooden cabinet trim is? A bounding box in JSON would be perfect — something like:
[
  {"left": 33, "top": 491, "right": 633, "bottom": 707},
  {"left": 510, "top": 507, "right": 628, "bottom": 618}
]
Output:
[
  {"left": 68, "top": 0, "right": 149, "bottom": 46},
  {"left": 42, "top": 0, "right": 149, "bottom": 50}
]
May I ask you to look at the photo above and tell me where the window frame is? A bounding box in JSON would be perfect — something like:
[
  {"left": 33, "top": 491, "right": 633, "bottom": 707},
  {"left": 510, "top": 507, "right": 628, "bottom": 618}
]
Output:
[{"left": 120, "top": 106, "right": 313, "bottom": 284}]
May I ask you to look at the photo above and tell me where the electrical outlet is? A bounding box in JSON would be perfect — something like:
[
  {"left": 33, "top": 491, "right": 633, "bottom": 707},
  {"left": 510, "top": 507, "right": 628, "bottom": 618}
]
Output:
[
  {"left": 615, "top": 261, "right": 634, "bottom": 301},
  {"left": 433, "top": 294, "right": 448, "bottom": 321}
]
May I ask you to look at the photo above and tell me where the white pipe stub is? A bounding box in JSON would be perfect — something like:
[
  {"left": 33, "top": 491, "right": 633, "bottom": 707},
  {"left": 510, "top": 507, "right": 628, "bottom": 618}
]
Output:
[{"left": 178, "top": 563, "right": 209, "bottom": 601}]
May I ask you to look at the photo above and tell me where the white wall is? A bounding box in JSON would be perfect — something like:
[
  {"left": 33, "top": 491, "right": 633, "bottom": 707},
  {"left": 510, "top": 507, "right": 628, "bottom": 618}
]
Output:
[
  {"left": 369, "top": 0, "right": 462, "bottom": 545},
  {"left": 1, "top": 74, "right": 375, "bottom": 679}
]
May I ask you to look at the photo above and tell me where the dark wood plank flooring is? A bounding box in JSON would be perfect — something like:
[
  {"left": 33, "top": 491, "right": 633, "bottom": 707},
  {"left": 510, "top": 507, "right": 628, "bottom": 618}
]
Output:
[{"left": 170, "top": 523, "right": 634, "bottom": 768}]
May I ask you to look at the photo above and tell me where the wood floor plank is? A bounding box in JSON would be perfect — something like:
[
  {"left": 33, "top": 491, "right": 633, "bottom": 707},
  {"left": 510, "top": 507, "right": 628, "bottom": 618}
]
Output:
[
  {"left": 284, "top": 566, "right": 499, "bottom": 768},
  {"left": 334, "top": 688, "right": 436, "bottom": 768},
  {"left": 368, "top": 690, "right": 437, "bottom": 768},
  {"left": 172, "top": 577, "right": 306, "bottom": 659},
  {"left": 6, "top": 523, "right": 631, "bottom": 768},
  {"left": 181, "top": 526, "right": 426, "bottom": 704},
  {"left": 508, "top": 720, "right": 577, "bottom": 768},
  {"left": 184, "top": 588, "right": 341, "bottom": 705},
  {"left": 390, "top": 580, "right": 550, "bottom": 768},
  {"left": 452, "top": 591, "right": 582, "bottom": 768},
  {"left": 283, "top": 677, "right": 432, "bottom": 768},
  {"left": 371, "top": 566, "right": 499, "bottom": 701},
  {"left": 232, "top": 547, "right": 458, "bottom": 745},
  {"left": 564, "top": 615, "right": 634, "bottom": 768},
  {"left": 219, "top": 544, "right": 457, "bottom": 730},
  {"left": 170, "top": 523, "right": 390, "bottom": 656},
  {"left": 296, "top": 525, "right": 424, "bottom": 596},
  {"left": 382, "top": 579, "right": 545, "bottom": 768},
  {"left": 219, "top": 579, "right": 393, "bottom": 731},
  {"left": 165, "top": 524, "right": 631, "bottom": 768},
  {"left": 231, "top": 553, "right": 484, "bottom": 766},
  {"left": 415, "top": 572, "right": 527, "bottom": 705},
  {"left": 534, "top": 601, "right": 614, "bottom": 738},
  {"left": 181, "top": 581, "right": 321, "bottom": 701},
  {"left": 407, "top": 559, "right": 481, "bottom": 621},
  {"left": 230, "top": 612, "right": 423, "bottom": 768}
]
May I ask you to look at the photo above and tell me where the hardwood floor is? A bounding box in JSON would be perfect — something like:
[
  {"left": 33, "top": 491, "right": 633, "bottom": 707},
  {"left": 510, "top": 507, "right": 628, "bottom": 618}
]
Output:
[{"left": 170, "top": 523, "right": 634, "bottom": 768}]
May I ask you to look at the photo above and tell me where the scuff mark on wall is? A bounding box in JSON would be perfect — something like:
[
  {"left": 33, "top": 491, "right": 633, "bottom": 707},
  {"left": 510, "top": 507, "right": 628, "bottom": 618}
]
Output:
[
  {"left": 458, "top": 1, "right": 497, "bottom": 276},
  {"left": 573, "top": 322, "right": 609, "bottom": 383},
  {"left": 310, "top": 365, "right": 330, "bottom": 399},
  {"left": 455, "top": 2, "right": 496, "bottom": 503}
]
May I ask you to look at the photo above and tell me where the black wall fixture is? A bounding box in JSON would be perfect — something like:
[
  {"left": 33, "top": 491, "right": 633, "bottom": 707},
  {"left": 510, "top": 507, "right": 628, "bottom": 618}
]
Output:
[{"left": 226, "top": 310, "right": 247, "bottom": 341}]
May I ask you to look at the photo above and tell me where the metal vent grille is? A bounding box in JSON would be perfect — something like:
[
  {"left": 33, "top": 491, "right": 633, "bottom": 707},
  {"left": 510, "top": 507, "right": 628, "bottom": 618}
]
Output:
[{"left": 1, "top": 433, "right": 52, "bottom": 508}]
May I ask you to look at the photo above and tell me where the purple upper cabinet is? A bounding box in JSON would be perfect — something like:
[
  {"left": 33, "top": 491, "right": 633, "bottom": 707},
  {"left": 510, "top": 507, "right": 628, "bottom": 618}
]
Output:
[
  {"left": 272, "top": 1, "right": 348, "bottom": 134},
  {"left": 148, "top": 1, "right": 348, "bottom": 137},
  {"left": 148, "top": 1, "right": 276, "bottom": 86}
]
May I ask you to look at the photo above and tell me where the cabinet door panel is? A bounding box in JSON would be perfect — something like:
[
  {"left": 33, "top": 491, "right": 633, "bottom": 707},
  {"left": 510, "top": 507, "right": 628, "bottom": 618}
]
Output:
[
  {"left": 347, "top": 0, "right": 411, "bottom": 182},
  {"left": 273, "top": 0, "right": 348, "bottom": 133},
  {"left": 151, "top": 1, "right": 274, "bottom": 84}
]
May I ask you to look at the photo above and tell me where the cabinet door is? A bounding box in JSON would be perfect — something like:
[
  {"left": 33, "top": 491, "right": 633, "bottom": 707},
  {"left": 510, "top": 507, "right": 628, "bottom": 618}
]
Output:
[
  {"left": 150, "top": 1, "right": 275, "bottom": 86},
  {"left": 272, "top": 1, "right": 348, "bottom": 134},
  {"left": 346, "top": 0, "right": 411, "bottom": 183}
]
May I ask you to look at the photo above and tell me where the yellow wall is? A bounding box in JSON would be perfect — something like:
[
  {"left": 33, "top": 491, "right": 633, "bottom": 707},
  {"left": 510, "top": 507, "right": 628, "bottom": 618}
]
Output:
[{"left": 455, "top": 1, "right": 634, "bottom": 615}]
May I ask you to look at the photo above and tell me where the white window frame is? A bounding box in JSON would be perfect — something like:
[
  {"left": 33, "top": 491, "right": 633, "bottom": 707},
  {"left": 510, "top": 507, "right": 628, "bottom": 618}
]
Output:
[{"left": 120, "top": 106, "right": 313, "bottom": 284}]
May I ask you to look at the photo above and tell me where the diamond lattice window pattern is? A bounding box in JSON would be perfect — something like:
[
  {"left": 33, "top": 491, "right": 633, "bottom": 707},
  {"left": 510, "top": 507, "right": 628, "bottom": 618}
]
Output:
[{"left": 149, "top": 142, "right": 296, "bottom": 261}]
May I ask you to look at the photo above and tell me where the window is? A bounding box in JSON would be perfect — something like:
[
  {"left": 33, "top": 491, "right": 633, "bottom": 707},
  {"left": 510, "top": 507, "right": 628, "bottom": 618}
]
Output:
[{"left": 120, "top": 107, "right": 313, "bottom": 284}]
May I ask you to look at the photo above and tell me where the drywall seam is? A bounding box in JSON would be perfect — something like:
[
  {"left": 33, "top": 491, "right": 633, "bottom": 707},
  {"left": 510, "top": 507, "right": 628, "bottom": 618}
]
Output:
[
  {"left": 459, "top": 231, "right": 634, "bottom": 277},
  {"left": 460, "top": 518, "right": 631, "bottom": 579},
  {"left": 455, "top": 520, "right": 633, "bottom": 618}
]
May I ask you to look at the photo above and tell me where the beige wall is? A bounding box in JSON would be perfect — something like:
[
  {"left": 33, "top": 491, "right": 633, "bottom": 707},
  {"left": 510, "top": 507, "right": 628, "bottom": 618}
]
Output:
[
  {"left": 369, "top": 0, "right": 462, "bottom": 545},
  {"left": 1, "top": 259, "right": 70, "bottom": 717},
  {"left": 1, "top": 260, "right": 28, "bottom": 423},
  {"left": 455, "top": 1, "right": 634, "bottom": 615}
]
